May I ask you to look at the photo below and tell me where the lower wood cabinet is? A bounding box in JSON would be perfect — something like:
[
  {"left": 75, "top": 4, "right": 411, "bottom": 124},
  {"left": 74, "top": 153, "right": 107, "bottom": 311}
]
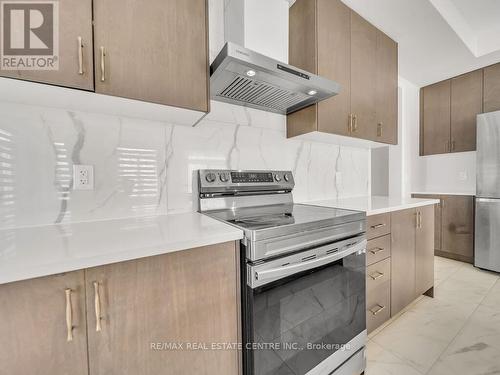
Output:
[
  {"left": 415, "top": 205, "right": 435, "bottom": 296},
  {"left": 0, "top": 242, "right": 240, "bottom": 375},
  {"left": 0, "top": 271, "right": 89, "bottom": 375},
  {"left": 390, "top": 209, "right": 417, "bottom": 316},
  {"left": 412, "top": 194, "right": 474, "bottom": 263},
  {"left": 365, "top": 206, "right": 434, "bottom": 332}
]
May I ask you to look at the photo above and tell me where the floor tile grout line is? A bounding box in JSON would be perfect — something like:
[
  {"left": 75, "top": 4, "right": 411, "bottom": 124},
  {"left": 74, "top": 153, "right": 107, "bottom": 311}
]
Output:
[{"left": 423, "top": 273, "right": 500, "bottom": 375}]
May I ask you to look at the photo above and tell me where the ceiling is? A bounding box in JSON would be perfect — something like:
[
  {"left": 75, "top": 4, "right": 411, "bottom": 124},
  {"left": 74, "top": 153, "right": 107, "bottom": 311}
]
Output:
[{"left": 340, "top": 0, "right": 500, "bottom": 87}]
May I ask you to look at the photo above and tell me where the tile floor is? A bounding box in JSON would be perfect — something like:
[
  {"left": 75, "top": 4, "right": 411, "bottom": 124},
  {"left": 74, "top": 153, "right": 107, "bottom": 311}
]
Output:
[{"left": 366, "top": 256, "right": 500, "bottom": 375}]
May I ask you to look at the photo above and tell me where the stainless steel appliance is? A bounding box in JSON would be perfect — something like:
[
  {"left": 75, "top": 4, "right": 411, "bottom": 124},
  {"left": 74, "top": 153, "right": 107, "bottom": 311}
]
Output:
[
  {"left": 476, "top": 111, "right": 500, "bottom": 272},
  {"left": 197, "top": 169, "right": 367, "bottom": 375},
  {"left": 210, "top": 42, "right": 341, "bottom": 115}
]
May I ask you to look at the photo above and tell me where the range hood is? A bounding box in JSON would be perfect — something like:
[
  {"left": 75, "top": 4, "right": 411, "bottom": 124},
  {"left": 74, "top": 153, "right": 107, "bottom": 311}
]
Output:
[{"left": 210, "top": 42, "right": 341, "bottom": 115}]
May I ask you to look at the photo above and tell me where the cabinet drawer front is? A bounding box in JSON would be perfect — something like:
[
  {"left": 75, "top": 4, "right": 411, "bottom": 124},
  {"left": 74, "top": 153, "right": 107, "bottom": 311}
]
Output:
[
  {"left": 366, "top": 258, "right": 391, "bottom": 291},
  {"left": 366, "top": 281, "right": 391, "bottom": 333},
  {"left": 366, "top": 235, "right": 391, "bottom": 265},
  {"left": 367, "top": 213, "right": 391, "bottom": 239}
]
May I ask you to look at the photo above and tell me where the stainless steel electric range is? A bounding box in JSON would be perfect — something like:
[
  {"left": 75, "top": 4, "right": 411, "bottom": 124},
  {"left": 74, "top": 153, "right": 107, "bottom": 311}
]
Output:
[{"left": 197, "top": 169, "right": 367, "bottom": 375}]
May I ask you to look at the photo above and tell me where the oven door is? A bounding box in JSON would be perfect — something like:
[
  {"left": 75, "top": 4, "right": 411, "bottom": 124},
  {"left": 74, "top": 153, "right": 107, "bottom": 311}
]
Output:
[{"left": 243, "top": 237, "right": 367, "bottom": 375}]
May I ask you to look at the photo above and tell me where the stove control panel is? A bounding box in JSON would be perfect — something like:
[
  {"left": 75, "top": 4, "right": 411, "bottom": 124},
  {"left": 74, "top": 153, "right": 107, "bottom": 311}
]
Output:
[{"left": 198, "top": 169, "right": 294, "bottom": 193}]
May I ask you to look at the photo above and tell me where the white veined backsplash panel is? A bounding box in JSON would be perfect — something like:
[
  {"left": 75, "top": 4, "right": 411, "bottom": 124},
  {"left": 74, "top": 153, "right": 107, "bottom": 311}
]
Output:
[{"left": 0, "top": 100, "right": 369, "bottom": 229}]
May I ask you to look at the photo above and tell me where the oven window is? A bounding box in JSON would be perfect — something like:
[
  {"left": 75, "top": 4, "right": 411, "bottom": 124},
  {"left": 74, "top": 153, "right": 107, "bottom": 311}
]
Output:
[{"left": 246, "top": 252, "right": 365, "bottom": 375}]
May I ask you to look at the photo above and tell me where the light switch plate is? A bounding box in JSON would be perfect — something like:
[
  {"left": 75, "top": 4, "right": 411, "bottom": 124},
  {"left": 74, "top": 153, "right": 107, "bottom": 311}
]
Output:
[{"left": 73, "top": 165, "right": 94, "bottom": 190}]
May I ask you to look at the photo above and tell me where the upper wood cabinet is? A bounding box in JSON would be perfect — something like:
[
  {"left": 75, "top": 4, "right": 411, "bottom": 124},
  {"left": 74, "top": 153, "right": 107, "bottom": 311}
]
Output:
[
  {"left": 287, "top": 0, "right": 398, "bottom": 145},
  {"left": 350, "top": 12, "right": 377, "bottom": 141},
  {"left": 375, "top": 30, "right": 398, "bottom": 144},
  {"left": 484, "top": 63, "right": 500, "bottom": 113},
  {"left": 0, "top": 0, "right": 94, "bottom": 90},
  {"left": 420, "top": 67, "right": 484, "bottom": 155},
  {"left": 420, "top": 80, "right": 451, "bottom": 155},
  {"left": 451, "top": 70, "right": 483, "bottom": 152},
  {"left": 0, "top": 271, "right": 89, "bottom": 375},
  {"left": 93, "top": 0, "right": 209, "bottom": 111}
]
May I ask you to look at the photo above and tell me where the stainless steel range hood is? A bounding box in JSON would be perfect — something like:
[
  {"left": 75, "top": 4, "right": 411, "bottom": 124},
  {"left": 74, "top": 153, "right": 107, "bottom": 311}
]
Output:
[{"left": 210, "top": 42, "right": 340, "bottom": 115}]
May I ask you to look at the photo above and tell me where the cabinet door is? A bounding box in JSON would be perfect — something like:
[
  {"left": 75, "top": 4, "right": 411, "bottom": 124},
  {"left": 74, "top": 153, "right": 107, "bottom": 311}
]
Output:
[
  {"left": 484, "top": 63, "right": 500, "bottom": 113},
  {"left": 317, "top": 0, "right": 351, "bottom": 137},
  {"left": 421, "top": 80, "right": 451, "bottom": 155},
  {"left": 412, "top": 194, "right": 442, "bottom": 250},
  {"left": 85, "top": 242, "right": 240, "bottom": 375},
  {"left": 93, "top": 0, "right": 209, "bottom": 111},
  {"left": 441, "top": 195, "right": 474, "bottom": 263},
  {"left": 391, "top": 208, "right": 416, "bottom": 316},
  {"left": 451, "top": 70, "right": 483, "bottom": 152},
  {"left": 0, "top": 0, "right": 93, "bottom": 90},
  {"left": 350, "top": 11, "right": 377, "bottom": 140},
  {"left": 375, "top": 31, "right": 398, "bottom": 144},
  {"left": 0, "top": 271, "right": 88, "bottom": 375},
  {"left": 416, "top": 205, "right": 435, "bottom": 296}
]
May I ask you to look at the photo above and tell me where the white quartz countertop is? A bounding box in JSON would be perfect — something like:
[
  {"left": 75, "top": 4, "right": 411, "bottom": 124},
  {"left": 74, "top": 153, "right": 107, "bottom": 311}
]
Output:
[
  {"left": 305, "top": 196, "right": 440, "bottom": 216},
  {"left": 0, "top": 212, "right": 243, "bottom": 285},
  {"left": 412, "top": 191, "right": 475, "bottom": 196}
]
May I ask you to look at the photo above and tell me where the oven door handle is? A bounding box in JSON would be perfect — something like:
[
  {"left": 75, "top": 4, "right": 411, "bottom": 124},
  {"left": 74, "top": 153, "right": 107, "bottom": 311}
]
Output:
[{"left": 254, "top": 240, "right": 367, "bottom": 284}]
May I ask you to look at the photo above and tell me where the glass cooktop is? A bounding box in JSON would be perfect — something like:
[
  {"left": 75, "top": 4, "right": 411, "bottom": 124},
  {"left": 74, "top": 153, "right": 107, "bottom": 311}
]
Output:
[{"left": 206, "top": 203, "right": 365, "bottom": 233}]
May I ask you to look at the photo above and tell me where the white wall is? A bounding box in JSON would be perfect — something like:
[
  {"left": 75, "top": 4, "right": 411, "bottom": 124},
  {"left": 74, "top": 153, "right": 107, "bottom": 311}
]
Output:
[{"left": 224, "top": 0, "right": 289, "bottom": 62}]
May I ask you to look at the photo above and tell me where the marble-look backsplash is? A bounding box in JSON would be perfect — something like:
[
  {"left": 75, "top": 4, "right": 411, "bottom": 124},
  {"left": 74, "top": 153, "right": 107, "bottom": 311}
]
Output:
[{"left": 0, "top": 100, "right": 369, "bottom": 229}]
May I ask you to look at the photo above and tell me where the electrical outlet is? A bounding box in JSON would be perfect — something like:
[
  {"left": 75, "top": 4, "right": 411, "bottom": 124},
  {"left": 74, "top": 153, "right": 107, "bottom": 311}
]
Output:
[
  {"left": 73, "top": 165, "right": 94, "bottom": 190},
  {"left": 459, "top": 171, "right": 468, "bottom": 181}
]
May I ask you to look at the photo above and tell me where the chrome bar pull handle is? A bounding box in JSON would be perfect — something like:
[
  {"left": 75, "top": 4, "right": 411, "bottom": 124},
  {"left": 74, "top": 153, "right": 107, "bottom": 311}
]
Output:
[
  {"left": 100, "top": 47, "right": 106, "bottom": 82},
  {"left": 369, "top": 271, "right": 384, "bottom": 280},
  {"left": 352, "top": 115, "right": 358, "bottom": 132},
  {"left": 370, "top": 223, "right": 386, "bottom": 229},
  {"left": 94, "top": 281, "right": 102, "bottom": 332},
  {"left": 77, "top": 37, "right": 84, "bottom": 75},
  {"left": 348, "top": 114, "right": 353, "bottom": 133},
  {"left": 369, "top": 304, "right": 386, "bottom": 316},
  {"left": 369, "top": 247, "right": 384, "bottom": 255},
  {"left": 65, "top": 288, "right": 73, "bottom": 342},
  {"left": 377, "top": 122, "right": 382, "bottom": 137}
]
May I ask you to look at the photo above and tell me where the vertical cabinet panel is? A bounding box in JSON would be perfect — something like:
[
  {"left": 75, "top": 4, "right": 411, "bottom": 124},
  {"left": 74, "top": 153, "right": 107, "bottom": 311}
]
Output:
[
  {"left": 451, "top": 70, "right": 483, "bottom": 152},
  {"left": 412, "top": 194, "right": 442, "bottom": 250},
  {"left": 375, "top": 31, "right": 398, "bottom": 144},
  {"left": 93, "top": 0, "right": 209, "bottom": 111},
  {"left": 421, "top": 80, "right": 451, "bottom": 155},
  {"left": 287, "top": 0, "right": 318, "bottom": 138},
  {"left": 85, "top": 243, "right": 240, "bottom": 375},
  {"left": 350, "top": 11, "right": 377, "bottom": 140},
  {"left": 484, "top": 63, "right": 500, "bottom": 113},
  {"left": 0, "top": 0, "right": 93, "bottom": 90},
  {"left": 391, "top": 208, "right": 416, "bottom": 316},
  {"left": 441, "top": 195, "right": 474, "bottom": 263},
  {"left": 317, "top": 0, "right": 351, "bottom": 137},
  {"left": 0, "top": 271, "right": 88, "bottom": 375},
  {"left": 416, "top": 205, "right": 435, "bottom": 296}
]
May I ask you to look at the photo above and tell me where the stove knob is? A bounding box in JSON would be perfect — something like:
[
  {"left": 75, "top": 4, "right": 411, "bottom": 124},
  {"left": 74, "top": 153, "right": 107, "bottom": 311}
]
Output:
[
  {"left": 274, "top": 174, "right": 282, "bottom": 182},
  {"left": 220, "top": 173, "right": 229, "bottom": 182},
  {"left": 205, "top": 172, "right": 217, "bottom": 183},
  {"left": 284, "top": 173, "right": 291, "bottom": 182}
]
